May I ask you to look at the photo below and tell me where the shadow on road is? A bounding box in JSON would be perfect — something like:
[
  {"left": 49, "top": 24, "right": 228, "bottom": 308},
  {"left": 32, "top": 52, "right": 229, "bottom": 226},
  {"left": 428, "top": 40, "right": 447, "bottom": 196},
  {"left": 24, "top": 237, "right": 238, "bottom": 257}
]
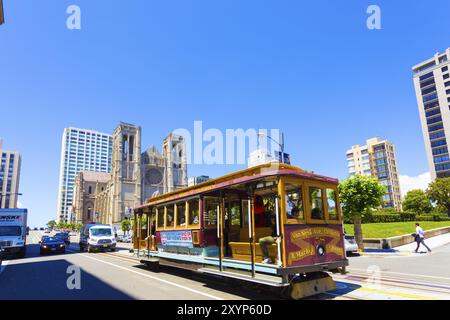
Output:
[
  {"left": 2, "top": 244, "right": 81, "bottom": 261},
  {"left": 0, "top": 257, "right": 134, "bottom": 300},
  {"left": 133, "top": 263, "right": 281, "bottom": 300}
]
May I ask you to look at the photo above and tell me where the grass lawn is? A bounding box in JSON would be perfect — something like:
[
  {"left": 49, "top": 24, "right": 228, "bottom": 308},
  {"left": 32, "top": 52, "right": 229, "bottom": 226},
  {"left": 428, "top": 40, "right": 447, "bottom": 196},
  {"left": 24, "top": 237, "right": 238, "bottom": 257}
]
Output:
[{"left": 344, "top": 221, "right": 450, "bottom": 239}]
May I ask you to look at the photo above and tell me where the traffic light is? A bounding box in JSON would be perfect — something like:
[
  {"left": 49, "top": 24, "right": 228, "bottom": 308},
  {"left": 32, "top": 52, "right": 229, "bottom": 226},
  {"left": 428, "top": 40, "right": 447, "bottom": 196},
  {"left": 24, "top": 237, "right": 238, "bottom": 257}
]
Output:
[{"left": 0, "top": 0, "right": 4, "bottom": 25}]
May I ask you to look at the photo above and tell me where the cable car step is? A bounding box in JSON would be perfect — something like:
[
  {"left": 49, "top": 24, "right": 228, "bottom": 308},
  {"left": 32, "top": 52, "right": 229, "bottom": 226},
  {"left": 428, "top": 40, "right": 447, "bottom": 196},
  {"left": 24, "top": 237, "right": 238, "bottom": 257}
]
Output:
[{"left": 198, "top": 268, "right": 289, "bottom": 287}]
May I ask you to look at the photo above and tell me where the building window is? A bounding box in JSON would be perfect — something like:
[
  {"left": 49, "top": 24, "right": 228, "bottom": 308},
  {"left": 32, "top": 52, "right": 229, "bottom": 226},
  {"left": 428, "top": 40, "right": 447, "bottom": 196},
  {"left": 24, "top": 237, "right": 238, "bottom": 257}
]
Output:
[{"left": 419, "top": 71, "right": 434, "bottom": 81}]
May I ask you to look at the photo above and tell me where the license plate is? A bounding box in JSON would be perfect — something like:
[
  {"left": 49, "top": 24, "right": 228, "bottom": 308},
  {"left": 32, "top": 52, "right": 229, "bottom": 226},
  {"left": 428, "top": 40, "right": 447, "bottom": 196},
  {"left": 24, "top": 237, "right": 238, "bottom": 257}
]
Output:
[
  {"left": 51, "top": 248, "right": 56, "bottom": 251},
  {"left": 103, "top": 245, "right": 108, "bottom": 248}
]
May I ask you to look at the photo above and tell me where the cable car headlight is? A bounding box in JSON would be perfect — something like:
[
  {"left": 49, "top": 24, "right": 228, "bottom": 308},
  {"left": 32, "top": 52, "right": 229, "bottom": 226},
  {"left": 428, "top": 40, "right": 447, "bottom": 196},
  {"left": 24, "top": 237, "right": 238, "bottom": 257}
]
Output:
[{"left": 317, "top": 245, "right": 326, "bottom": 256}]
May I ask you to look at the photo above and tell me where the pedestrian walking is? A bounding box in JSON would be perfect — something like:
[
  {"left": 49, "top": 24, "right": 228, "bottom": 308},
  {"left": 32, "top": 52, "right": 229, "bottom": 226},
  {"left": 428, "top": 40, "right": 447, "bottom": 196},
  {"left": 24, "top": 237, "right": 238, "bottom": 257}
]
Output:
[{"left": 413, "top": 223, "right": 432, "bottom": 253}]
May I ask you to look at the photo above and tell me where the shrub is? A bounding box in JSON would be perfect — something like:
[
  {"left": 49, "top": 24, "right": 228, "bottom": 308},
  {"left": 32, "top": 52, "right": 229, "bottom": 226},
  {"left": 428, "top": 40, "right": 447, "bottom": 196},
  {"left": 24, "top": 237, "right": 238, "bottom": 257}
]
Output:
[
  {"left": 415, "top": 215, "right": 450, "bottom": 222},
  {"left": 371, "top": 214, "right": 402, "bottom": 223},
  {"left": 399, "top": 212, "right": 416, "bottom": 222}
]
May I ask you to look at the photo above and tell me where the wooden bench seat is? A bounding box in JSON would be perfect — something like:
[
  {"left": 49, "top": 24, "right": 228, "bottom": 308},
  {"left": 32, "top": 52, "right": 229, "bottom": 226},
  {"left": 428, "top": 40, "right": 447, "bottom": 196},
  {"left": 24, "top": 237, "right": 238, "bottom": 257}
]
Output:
[{"left": 228, "top": 242, "right": 278, "bottom": 264}]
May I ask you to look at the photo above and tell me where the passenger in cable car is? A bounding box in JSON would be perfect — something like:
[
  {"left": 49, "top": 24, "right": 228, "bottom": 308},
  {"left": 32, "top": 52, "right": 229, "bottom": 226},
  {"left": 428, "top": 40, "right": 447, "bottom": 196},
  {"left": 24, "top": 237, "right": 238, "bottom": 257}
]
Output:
[
  {"left": 258, "top": 213, "right": 278, "bottom": 264},
  {"left": 254, "top": 196, "right": 267, "bottom": 227}
]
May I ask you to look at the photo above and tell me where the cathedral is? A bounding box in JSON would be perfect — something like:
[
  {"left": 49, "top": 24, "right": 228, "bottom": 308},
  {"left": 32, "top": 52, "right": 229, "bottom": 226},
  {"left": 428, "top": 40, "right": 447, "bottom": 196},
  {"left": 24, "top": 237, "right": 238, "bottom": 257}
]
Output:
[{"left": 72, "top": 122, "right": 187, "bottom": 225}]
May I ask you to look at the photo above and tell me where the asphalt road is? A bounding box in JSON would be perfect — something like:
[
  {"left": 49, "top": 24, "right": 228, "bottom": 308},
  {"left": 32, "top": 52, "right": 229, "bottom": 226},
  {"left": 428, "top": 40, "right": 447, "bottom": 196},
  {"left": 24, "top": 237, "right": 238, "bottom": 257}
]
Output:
[{"left": 1, "top": 231, "right": 450, "bottom": 300}]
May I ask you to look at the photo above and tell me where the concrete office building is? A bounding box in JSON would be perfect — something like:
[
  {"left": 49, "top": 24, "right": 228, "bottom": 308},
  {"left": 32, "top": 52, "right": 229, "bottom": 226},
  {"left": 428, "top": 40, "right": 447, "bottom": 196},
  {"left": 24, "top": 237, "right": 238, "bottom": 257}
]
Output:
[
  {"left": 56, "top": 128, "right": 113, "bottom": 223},
  {"left": 0, "top": 141, "right": 21, "bottom": 209},
  {"left": 346, "top": 137, "right": 402, "bottom": 211},
  {"left": 413, "top": 48, "right": 450, "bottom": 179},
  {"left": 188, "top": 175, "right": 210, "bottom": 186}
]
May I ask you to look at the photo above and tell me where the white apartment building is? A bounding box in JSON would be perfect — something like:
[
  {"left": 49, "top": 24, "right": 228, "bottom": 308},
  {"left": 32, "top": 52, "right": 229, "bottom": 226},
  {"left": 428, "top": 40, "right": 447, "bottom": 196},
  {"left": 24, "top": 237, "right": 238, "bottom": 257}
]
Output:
[
  {"left": 0, "top": 142, "right": 21, "bottom": 209},
  {"left": 412, "top": 48, "right": 450, "bottom": 179},
  {"left": 346, "top": 137, "right": 402, "bottom": 211},
  {"left": 56, "top": 128, "right": 113, "bottom": 223}
]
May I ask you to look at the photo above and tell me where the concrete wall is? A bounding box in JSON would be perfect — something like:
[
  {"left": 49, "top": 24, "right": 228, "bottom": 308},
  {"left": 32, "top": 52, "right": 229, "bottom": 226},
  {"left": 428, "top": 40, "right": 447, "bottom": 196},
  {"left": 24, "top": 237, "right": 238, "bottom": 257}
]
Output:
[{"left": 363, "top": 226, "right": 450, "bottom": 249}]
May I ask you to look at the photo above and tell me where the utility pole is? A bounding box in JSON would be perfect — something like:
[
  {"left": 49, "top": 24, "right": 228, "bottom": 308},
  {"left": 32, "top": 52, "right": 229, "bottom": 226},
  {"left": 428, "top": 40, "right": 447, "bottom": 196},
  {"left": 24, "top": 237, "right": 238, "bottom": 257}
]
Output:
[{"left": 0, "top": 0, "right": 4, "bottom": 25}]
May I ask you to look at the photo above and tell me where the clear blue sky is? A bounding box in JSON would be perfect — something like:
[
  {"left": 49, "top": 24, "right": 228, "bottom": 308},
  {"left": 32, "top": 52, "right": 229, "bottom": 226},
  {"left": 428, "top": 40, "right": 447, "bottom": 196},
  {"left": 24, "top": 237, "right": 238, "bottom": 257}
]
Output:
[{"left": 1, "top": 0, "right": 449, "bottom": 227}]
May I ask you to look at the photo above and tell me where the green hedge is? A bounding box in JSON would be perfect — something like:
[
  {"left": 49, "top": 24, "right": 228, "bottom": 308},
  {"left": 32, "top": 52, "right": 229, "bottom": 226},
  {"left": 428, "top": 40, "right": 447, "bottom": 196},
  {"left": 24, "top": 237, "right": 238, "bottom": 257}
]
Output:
[
  {"left": 345, "top": 212, "right": 450, "bottom": 224},
  {"left": 416, "top": 215, "right": 450, "bottom": 222}
]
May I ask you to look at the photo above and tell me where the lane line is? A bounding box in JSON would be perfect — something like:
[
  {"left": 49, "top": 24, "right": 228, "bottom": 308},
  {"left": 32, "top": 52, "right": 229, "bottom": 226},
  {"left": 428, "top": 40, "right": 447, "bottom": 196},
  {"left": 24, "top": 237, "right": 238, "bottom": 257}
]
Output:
[
  {"left": 68, "top": 250, "right": 225, "bottom": 300},
  {"left": 341, "top": 272, "right": 450, "bottom": 292},
  {"left": 0, "top": 261, "right": 9, "bottom": 275},
  {"left": 348, "top": 267, "right": 450, "bottom": 282}
]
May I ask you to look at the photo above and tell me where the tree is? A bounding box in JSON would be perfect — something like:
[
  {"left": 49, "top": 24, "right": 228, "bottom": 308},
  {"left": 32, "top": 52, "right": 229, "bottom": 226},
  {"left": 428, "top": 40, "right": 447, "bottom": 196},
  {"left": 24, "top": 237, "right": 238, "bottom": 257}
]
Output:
[
  {"left": 47, "top": 220, "right": 57, "bottom": 229},
  {"left": 402, "top": 189, "right": 432, "bottom": 214},
  {"left": 121, "top": 219, "right": 131, "bottom": 235},
  {"left": 427, "top": 178, "right": 450, "bottom": 217},
  {"left": 338, "top": 175, "right": 385, "bottom": 251}
]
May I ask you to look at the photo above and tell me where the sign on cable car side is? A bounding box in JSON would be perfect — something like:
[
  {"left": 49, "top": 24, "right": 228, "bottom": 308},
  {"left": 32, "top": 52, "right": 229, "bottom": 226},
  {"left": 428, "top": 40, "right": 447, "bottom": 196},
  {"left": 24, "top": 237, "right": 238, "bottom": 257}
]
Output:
[
  {"left": 284, "top": 225, "right": 345, "bottom": 267},
  {"left": 160, "top": 230, "right": 193, "bottom": 248}
]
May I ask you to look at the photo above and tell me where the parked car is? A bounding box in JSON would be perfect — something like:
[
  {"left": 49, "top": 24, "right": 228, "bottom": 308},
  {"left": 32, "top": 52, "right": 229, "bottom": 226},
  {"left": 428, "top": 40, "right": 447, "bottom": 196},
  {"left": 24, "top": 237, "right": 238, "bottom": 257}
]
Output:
[
  {"left": 44, "top": 228, "right": 51, "bottom": 234},
  {"left": 40, "top": 236, "right": 66, "bottom": 255},
  {"left": 79, "top": 224, "right": 117, "bottom": 253},
  {"left": 33, "top": 227, "right": 38, "bottom": 231},
  {"left": 40, "top": 227, "right": 44, "bottom": 231},
  {"left": 344, "top": 235, "right": 359, "bottom": 255},
  {"left": 0, "top": 248, "right": 5, "bottom": 266}
]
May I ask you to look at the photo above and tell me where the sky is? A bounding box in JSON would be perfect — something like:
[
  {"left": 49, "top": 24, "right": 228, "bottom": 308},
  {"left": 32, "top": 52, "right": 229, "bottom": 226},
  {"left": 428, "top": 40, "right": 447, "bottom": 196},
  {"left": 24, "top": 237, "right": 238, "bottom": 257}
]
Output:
[{"left": 1, "top": 0, "right": 449, "bottom": 227}]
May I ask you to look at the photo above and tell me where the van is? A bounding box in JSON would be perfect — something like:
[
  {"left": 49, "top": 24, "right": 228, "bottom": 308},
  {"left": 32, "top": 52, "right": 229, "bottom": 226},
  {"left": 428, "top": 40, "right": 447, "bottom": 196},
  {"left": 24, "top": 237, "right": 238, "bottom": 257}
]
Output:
[{"left": 79, "top": 224, "right": 117, "bottom": 253}]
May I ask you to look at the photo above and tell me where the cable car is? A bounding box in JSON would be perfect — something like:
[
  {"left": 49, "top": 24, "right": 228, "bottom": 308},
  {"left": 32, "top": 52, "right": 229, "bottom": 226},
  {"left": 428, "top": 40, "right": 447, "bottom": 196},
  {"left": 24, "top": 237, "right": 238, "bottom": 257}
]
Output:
[{"left": 133, "top": 162, "right": 348, "bottom": 299}]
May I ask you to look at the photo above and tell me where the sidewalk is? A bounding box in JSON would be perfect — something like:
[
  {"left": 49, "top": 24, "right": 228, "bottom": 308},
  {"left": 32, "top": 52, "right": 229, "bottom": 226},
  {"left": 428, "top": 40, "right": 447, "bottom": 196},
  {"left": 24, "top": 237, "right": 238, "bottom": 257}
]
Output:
[{"left": 360, "top": 232, "right": 450, "bottom": 256}]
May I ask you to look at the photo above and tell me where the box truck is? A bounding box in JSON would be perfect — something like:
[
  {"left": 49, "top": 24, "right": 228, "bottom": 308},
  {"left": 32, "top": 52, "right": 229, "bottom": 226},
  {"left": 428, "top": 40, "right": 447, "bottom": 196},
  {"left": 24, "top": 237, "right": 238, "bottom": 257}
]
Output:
[{"left": 0, "top": 209, "right": 28, "bottom": 258}]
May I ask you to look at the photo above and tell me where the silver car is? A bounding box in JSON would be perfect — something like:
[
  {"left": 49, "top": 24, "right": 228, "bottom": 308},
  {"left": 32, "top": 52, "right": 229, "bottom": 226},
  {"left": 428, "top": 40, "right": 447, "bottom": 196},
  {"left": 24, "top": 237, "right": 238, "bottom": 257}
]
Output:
[{"left": 344, "top": 235, "right": 359, "bottom": 254}]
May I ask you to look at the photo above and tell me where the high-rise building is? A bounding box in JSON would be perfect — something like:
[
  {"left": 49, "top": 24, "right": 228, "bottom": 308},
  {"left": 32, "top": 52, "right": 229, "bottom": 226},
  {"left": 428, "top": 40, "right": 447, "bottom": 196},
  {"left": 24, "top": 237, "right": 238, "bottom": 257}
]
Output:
[
  {"left": 346, "top": 137, "right": 402, "bottom": 210},
  {"left": 412, "top": 48, "right": 450, "bottom": 179},
  {"left": 188, "top": 175, "right": 210, "bottom": 186},
  {"left": 57, "top": 128, "right": 113, "bottom": 222},
  {"left": 0, "top": 142, "right": 21, "bottom": 209}
]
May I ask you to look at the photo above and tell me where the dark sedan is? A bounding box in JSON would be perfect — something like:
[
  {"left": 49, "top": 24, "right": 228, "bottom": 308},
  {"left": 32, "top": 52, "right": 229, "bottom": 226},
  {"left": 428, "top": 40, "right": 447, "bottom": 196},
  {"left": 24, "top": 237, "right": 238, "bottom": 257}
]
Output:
[
  {"left": 55, "top": 232, "right": 70, "bottom": 245},
  {"left": 40, "top": 237, "right": 66, "bottom": 255}
]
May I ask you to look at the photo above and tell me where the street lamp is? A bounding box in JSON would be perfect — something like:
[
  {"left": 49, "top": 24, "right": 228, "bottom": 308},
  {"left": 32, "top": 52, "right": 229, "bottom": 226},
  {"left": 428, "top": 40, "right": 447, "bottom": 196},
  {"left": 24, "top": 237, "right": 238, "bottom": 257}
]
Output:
[{"left": 257, "top": 131, "right": 285, "bottom": 164}]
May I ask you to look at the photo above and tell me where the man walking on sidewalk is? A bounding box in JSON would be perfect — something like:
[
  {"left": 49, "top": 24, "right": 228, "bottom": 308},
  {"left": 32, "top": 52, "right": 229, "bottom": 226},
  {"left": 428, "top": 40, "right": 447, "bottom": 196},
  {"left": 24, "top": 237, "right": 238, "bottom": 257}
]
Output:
[{"left": 414, "top": 223, "right": 432, "bottom": 253}]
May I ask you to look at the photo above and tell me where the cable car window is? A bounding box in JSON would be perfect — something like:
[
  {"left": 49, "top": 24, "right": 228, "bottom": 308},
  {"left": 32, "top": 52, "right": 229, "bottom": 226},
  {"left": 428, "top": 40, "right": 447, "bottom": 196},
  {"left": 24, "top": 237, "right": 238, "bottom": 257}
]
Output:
[
  {"left": 204, "top": 197, "right": 219, "bottom": 227},
  {"left": 176, "top": 202, "right": 186, "bottom": 227},
  {"left": 188, "top": 199, "right": 200, "bottom": 226},
  {"left": 166, "top": 205, "right": 175, "bottom": 228},
  {"left": 326, "top": 189, "right": 339, "bottom": 220},
  {"left": 157, "top": 207, "right": 164, "bottom": 228},
  {"left": 285, "top": 183, "right": 304, "bottom": 221},
  {"left": 309, "top": 187, "right": 324, "bottom": 220}
]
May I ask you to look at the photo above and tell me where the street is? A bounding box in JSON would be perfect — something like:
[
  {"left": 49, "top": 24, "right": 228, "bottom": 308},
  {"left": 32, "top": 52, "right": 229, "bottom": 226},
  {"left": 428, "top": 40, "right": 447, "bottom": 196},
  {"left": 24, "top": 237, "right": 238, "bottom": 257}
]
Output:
[{"left": 1, "top": 231, "right": 450, "bottom": 300}]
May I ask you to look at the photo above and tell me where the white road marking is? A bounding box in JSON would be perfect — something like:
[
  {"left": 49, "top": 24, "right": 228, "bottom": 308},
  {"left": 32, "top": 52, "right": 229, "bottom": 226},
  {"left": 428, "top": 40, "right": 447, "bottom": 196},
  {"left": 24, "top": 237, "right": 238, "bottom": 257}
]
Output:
[
  {"left": 0, "top": 261, "right": 9, "bottom": 275},
  {"left": 348, "top": 267, "right": 450, "bottom": 282},
  {"left": 70, "top": 250, "right": 225, "bottom": 300}
]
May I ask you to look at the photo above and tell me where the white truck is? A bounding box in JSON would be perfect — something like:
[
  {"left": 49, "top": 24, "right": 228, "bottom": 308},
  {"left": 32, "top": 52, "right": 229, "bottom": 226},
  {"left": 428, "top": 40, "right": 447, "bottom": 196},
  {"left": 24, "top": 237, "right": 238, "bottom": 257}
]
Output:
[{"left": 0, "top": 209, "right": 28, "bottom": 258}]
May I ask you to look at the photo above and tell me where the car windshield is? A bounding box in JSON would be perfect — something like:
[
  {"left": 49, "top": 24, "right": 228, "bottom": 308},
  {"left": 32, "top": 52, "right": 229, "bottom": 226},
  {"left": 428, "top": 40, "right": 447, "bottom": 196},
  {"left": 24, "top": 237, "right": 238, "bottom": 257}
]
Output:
[
  {"left": 90, "top": 228, "right": 112, "bottom": 237},
  {"left": 43, "top": 237, "right": 60, "bottom": 243},
  {"left": 0, "top": 226, "right": 21, "bottom": 236}
]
